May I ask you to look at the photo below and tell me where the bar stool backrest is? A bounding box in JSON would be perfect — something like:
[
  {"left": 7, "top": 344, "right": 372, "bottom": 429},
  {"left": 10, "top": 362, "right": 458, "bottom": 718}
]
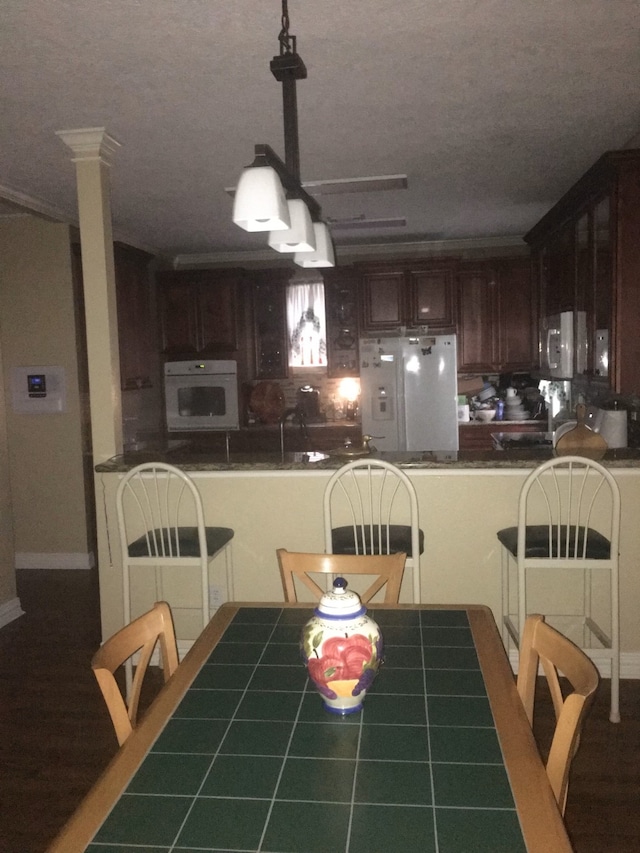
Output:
[{"left": 323, "top": 459, "right": 422, "bottom": 601}]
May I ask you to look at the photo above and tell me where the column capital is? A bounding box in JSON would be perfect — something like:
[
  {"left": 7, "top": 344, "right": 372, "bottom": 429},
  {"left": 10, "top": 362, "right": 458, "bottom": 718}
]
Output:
[{"left": 55, "top": 127, "right": 121, "bottom": 165}]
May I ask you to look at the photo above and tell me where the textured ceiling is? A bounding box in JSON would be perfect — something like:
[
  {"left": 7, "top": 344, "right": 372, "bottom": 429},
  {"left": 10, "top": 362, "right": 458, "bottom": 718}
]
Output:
[{"left": 1, "top": 0, "right": 638, "bottom": 264}]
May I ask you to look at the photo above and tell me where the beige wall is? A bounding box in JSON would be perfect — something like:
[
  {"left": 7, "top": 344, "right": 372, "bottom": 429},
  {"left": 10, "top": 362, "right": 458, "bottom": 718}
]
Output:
[
  {"left": 95, "top": 467, "right": 640, "bottom": 673},
  {"left": 0, "top": 216, "right": 92, "bottom": 572}
]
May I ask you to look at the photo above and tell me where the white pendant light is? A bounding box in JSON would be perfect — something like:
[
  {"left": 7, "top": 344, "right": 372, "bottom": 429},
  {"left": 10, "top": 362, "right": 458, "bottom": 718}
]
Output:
[
  {"left": 294, "top": 222, "right": 335, "bottom": 267},
  {"left": 232, "top": 165, "right": 290, "bottom": 232},
  {"left": 268, "top": 198, "right": 316, "bottom": 252}
]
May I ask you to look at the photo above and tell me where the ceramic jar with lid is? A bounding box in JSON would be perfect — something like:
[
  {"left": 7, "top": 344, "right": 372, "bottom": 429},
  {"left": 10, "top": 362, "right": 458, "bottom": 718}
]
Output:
[{"left": 301, "top": 577, "right": 383, "bottom": 715}]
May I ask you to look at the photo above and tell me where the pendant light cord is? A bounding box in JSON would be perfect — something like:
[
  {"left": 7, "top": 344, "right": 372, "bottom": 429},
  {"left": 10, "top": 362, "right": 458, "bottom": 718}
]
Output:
[{"left": 278, "top": 0, "right": 297, "bottom": 56}]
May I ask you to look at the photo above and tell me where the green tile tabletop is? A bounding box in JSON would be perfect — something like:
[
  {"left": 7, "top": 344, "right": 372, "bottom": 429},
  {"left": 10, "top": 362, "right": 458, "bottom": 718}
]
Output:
[{"left": 50, "top": 602, "right": 573, "bottom": 853}]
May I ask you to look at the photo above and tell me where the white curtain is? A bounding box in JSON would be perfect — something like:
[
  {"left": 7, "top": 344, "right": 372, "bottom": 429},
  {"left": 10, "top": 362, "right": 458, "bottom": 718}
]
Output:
[{"left": 287, "top": 283, "right": 327, "bottom": 367}]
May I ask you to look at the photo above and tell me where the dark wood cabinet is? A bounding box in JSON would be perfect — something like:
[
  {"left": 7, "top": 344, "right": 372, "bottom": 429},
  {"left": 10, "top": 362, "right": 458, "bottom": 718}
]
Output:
[
  {"left": 73, "top": 242, "right": 159, "bottom": 393},
  {"left": 157, "top": 269, "right": 241, "bottom": 357},
  {"left": 525, "top": 149, "right": 640, "bottom": 392},
  {"left": 251, "top": 271, "right": 289, "bottom": 379},
  {"left": 114, "top": 244, "right": 156, "bottom": 390},
  {"left": 498, "top": 258, "right": 537, "bottom": 371},
  {"left": 359, "top": 260, "right": 456, "bottom": 333},
  {"left": 409, "top": 265, "right": 456, "bottom": 328},
  {"left": 541, "top": 226, "right": 576, "bottom": 316},
  {"left": 457, "top": 264, "right": 495, "bottom": 371},
  {"left": 323, "top": 268, "right": 360, "bottom": 377},
  {"left": 457, "top": 257, "right": 536, "bottom": 372}
]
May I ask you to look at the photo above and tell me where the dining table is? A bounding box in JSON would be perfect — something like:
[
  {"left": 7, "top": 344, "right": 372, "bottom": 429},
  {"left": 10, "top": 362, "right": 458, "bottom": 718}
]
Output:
[{"left": 48, "top": 602, "right": 573, "bottom": 853}]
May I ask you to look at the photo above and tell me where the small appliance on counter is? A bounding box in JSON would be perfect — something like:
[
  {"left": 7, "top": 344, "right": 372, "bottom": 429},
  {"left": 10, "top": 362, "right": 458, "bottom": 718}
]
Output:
[
  {"left": 296, "top": 384, "right": 321, "bottom": 421},
  {"left": 591, "top": 405, "right": 628, "bottom": 449}
]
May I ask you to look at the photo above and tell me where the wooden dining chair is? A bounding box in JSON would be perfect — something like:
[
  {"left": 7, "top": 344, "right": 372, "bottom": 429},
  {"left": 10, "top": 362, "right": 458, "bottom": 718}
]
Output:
[
  {"left": 91, "top": 601, "right": 179, "bottom": 746},
  {"left": 517, "top": 613, "right": 599, "bottom": 815},
  {"left": 276, "top": 549, "right": 406, "bottom": 604}
]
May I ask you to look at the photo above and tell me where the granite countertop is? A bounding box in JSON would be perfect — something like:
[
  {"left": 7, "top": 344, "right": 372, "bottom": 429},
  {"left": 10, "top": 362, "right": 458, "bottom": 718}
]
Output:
[{"left": 95, "top": 446, "right": 640, "bottom": 473}]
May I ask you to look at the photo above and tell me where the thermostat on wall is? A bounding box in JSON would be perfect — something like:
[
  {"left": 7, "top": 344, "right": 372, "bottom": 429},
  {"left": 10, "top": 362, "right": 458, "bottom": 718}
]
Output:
[{"left": 11, "top": 365, "right": 66, "bottom": 414}]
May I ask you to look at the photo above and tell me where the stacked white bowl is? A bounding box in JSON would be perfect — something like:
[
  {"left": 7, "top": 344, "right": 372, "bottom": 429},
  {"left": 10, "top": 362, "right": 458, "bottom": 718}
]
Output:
[{"left": 504, "top": 390, "right": 528, "bottom": 421}]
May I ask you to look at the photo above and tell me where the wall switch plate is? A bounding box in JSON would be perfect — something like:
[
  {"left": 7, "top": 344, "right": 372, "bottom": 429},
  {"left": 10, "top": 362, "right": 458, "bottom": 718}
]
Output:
[{"left": 209, "top": 584, "right": 224, "bottom": 610}]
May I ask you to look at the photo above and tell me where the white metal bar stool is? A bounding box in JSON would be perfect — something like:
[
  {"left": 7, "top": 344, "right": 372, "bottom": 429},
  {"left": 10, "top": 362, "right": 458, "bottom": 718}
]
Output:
[{"left": 498, "top": 455, "right": 620, "bottom": 722}]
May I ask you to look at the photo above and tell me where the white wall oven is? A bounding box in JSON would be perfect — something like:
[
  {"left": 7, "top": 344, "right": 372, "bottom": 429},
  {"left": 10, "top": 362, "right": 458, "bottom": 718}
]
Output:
[{"left": 164, "top": 360, "right": 239, "bottom": 432}]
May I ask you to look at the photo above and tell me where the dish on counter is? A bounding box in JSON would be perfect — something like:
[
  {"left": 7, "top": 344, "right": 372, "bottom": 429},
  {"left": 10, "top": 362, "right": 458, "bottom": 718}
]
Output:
[{"left": 475, "top": 409, "right": 496, "bottom": 422}]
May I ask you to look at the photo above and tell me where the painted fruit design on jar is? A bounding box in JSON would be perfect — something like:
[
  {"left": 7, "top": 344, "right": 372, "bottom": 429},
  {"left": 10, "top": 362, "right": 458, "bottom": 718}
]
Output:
[{"left": 301, "top": 578, "right": 383, "bottom": 714}]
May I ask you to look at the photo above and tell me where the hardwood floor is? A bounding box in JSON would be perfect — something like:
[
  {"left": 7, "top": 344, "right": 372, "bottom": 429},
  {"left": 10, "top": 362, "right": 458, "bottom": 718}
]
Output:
[{"left": 1, "top": 570, "right": 639, "bottom": 852}]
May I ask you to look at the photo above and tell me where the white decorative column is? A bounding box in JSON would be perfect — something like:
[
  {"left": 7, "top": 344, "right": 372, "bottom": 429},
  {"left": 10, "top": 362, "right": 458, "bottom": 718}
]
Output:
[{"left": 56, "top": 127, "right": 123, "bottom": 461}]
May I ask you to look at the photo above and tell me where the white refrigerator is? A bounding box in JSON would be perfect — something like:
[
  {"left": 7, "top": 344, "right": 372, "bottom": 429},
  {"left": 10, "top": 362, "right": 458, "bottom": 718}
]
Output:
[{"left": 359, "top": 334, "right": 459, "bottom": 451}]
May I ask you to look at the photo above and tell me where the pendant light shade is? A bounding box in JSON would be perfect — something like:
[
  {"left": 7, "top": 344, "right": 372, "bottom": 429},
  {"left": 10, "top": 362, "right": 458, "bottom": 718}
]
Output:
[
  {"left": 232, "top": 3, "right": 333, "bottom": 257},
  {"left": 294, "top": 221, "right": 335, "bottom": 267},
  {"left": 268, "top": 198, "right": 316, "bottom": 252},
  {"left": 232, "top": 165, "right": 290, "bottom": 232}
]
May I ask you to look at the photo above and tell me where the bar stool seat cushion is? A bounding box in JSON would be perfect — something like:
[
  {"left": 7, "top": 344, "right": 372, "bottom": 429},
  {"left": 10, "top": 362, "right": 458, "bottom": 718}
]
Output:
[
  {"left": 331, "top": 524, "right": 424, "bottom": 558},
  {"left": 128, "top": 527, "right": 235, "bottom": 558},
  {"left": 497, "top": 525, "right": 611, "bottom": 560}
]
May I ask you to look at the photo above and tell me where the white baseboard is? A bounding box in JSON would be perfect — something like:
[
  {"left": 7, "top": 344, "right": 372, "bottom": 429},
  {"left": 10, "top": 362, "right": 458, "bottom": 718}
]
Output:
[
  {"left": 15, "top": 552, "right": 95, "bottom": 570},
  {"left": 508, "top": 648, "right": 639, "bottom": 679},
  {"left": 0, "top": 596, "right": 25, "bottom": 628}
]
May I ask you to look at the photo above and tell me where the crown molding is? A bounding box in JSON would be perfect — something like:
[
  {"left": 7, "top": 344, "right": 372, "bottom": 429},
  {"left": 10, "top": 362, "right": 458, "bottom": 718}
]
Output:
[
  {"left": 56, "top": 127, "right": 121, "bottom": 165},
  {"left": 173, "top": 235, "right": 527, "bottom": 269},
  {"left": 0, "top": 184, "right": 72, "bottom": 223}
]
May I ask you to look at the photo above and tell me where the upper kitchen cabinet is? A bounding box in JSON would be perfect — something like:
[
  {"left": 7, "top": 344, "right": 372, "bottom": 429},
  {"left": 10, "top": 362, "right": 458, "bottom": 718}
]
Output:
[
  {"left": 115, "top": 244, "right": 157, "bottom": 390},
  {"left": 539, "top": 224, "right": 577, "bottom": 316},
  {"left": 359, "top": 260, "right": 457, "bottom": 333},
  {"left": 525, "top": 149, "right": 640, "bottom": 392},
  {"left": 323, "top": 267, "right": 360, "bottom": 377},
  {"left": 157, "top": 268, "right": 242, "bottom": 357},
  {"left": 72, "top": 242, "right": 159, "bottom": 392},
  {"left": 457, "top": 257, "right": 536, "bottom": 373},
  {"left": 250, "top": 270, "right": 289, "bottom": 380}
]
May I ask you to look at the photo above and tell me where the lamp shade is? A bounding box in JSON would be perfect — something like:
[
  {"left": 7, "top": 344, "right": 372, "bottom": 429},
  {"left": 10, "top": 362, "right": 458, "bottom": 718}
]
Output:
[
  {"left": 268, "top": 199, "right": 316, "bottom": 252},
  {"left": 294, "top": 222, "right": 335, "bottom": 267},
  {"left": 232, "top": 165, "right": 290, "bottom": 231}
]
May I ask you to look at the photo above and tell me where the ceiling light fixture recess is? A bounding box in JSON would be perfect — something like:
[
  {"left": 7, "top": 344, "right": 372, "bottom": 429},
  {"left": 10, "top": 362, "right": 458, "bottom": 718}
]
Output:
[{"left": 232, "top": 0, "right": 333, "bottom": 267}]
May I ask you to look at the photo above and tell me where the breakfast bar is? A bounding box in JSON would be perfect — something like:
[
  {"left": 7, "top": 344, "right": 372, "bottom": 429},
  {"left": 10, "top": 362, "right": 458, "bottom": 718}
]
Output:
[
  {"left": 48, "top": 602, "right": 572, "bottom": 852},
  {"left": 94, "top": 447, "right": 640, "bottom": 676}
]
